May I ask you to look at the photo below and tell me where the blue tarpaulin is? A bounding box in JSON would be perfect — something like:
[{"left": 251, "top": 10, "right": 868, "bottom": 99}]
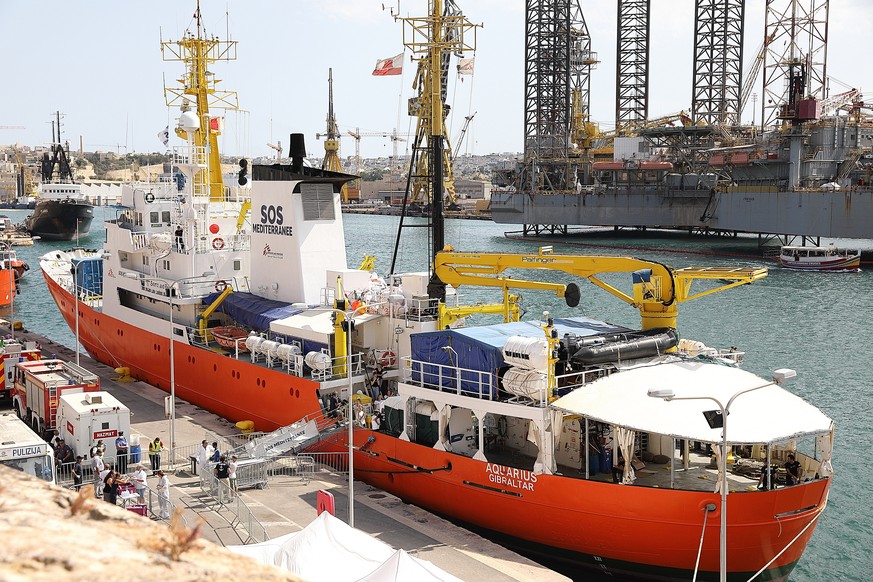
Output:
[
  {"left": 202, "top": 292, "right": 305, "bottom": 331},
  {"left": 410, "top": 317, "right": 630, "bottom": 397}
]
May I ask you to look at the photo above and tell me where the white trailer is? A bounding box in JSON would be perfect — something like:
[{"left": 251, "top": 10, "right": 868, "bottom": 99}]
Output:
[
  {"left": 56, "top": 391, "right": 131, "bottom": 460},
  {"left": 0, "top": 411, "right": 56, "bottom": 484}
]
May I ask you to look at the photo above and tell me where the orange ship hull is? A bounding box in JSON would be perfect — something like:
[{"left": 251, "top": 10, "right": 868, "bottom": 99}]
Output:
[
  {"left": 43, "top": 270, "right": 322, "bottom": 431},
  {"left": 312, "top": 430, "right": 828, "bottom": 581}
]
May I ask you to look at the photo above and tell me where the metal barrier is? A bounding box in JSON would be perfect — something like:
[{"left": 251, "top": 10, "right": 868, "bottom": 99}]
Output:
[
  {"left": 267, "top": 454, "right": 316, "bottom": 483},
  {"left": 304, "top": 451, "right": 350, "bottom": 475},
  {"left": 198, "top": 462, "right": 268, "bottom": 544}
]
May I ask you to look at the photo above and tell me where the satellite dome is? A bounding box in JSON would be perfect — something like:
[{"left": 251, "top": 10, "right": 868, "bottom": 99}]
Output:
[{"left": 177, "top": 110, "right": 200, "bottom": 133}]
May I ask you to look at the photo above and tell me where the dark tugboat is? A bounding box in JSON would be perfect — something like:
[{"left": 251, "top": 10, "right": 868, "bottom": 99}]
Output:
[{"left": 24, "top": 113, "right": 93, "bottom": 241}]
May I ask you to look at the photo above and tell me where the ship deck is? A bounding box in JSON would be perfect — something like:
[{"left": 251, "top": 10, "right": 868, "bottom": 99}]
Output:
[{"left": 480, "top": 447, "right": 776, "bottom": 493}]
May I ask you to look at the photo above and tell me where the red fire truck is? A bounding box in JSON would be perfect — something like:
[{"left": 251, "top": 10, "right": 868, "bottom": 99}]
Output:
[
  {"left": 12, "top": 359, "right": 99, "bottom": 439},
  {"left": 0, "top": 339, "right": 41, "bottom": 402}
]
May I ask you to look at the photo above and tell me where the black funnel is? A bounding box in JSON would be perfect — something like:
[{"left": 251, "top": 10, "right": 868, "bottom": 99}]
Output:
[{"left": 289, "top": 133, "right": 306, "bottom": 172}]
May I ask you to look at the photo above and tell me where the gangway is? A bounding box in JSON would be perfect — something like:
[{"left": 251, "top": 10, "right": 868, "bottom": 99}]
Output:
[{"left": 234, "top": 416, "right": 321, "bottom": 461}]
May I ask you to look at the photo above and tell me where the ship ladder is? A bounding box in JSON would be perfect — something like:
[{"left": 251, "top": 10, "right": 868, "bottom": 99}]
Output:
[{"left": 48, "top": 383, "right": 58, "bottom": 433}]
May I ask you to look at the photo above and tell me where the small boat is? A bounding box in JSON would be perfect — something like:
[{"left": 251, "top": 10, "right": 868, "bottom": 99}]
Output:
[
  {"left": 211, "top": 326, "right": 250, "bottom": 352},
  {"left": 0, "top": 246, "right": 28, "bottom": 282},
  {"left": 778, "top": 245, "right": 861, "bottom": 271},
  {"left": 0, "top": 216, "right": 34, "bottom": 247}
]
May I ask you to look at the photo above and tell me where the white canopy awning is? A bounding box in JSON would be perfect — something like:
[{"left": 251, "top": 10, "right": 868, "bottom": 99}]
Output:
[
  {"left": 271, "top": 309, "right": 382, "bottom": 344},
  {"left": 552, "top": 360, "right": 833, "bottom": 445}
]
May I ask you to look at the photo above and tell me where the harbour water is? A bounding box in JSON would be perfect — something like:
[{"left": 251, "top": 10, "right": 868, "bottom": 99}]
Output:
[{"left": 5, "top": 207, "right": 869, "bottom": 580}]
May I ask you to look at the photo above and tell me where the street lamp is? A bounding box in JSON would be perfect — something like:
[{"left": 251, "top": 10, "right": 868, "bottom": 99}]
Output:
[
  {"left": 322, "top": 303, "right": 368, "bottom": 528},
  {"left": 647, "top": 368, "right": 796, "bottom": 582},
  {"left": 145, "top": 274, "right": 210, "bottom": 455},
  {"left": 72, "top": 262, "right": 79, "bottom": 365}
]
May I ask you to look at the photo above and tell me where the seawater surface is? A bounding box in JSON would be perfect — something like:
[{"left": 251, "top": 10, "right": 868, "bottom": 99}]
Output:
[{"left": 6, "top": 208, "right": 868, "bottom": 581}]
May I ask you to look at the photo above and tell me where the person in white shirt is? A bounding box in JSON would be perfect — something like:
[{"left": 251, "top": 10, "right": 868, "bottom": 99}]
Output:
[
  {"left": 91, "top": 452, "right": 105, "bottom": 498},
  {"left": 228, "top": 455, "right": 238, "bottom": 498},
  {"left": 156, "top": 470, "right": 170, "bottom": 519},
  {"left": 132, "top": 465, "right": 148, "bottom": 502},
  {"left": 195, "top": 440, "right": 210, "bottom": 475}
]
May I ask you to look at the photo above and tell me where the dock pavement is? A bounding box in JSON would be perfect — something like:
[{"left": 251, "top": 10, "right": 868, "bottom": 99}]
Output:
[{"left": 11, "top": 327, "right": 569, "bottom": 582}]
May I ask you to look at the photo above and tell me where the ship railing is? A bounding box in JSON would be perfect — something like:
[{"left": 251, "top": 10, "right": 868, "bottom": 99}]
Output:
[
  {"left": 190, "top": 231, "right": 249, "bottom": 253},
  {"left": 130, "top": 231, "right": 149, "bottom": 251},
  {"left": 401, "top": 356, "right": 498, "bottom": 401},
  {"left": 172, "top": 145, "right": 208, "bottom": 168}
]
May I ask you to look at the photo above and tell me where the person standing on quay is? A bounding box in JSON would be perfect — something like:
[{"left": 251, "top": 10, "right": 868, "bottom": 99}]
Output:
[
  {"left": 92, "top": 451, "right": 105, "bottom": 498},
  {"left": 228, "top": 455, "right": 238, "bottom": 498},
  {"left": 115, "top": 432, "right": 129, "bottom": 474},
  {"left": 72, "top": 456, "right": 84, "bottom": 491},
  {"left": 156, "top": 470, "right": 170, "bottom": 519},
  {"left": 149, "top": 437, "right": 163, "bottom": 473}
]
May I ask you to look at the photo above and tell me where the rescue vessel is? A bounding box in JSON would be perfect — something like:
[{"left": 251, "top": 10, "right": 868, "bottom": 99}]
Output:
[
  {"left": 38, "top": 4, "right": 833, "bottom": 579},
  {"left": 304, "top": 3, "right": 833, "bottom": 579},
  {"left": 39, "top": 4, "right": 398, "bottom": 431}
]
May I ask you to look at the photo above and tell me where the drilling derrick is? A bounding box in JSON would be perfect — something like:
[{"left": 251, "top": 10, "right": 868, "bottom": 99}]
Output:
[
  {"left": 510, "top": 0, "right": 594, "bottom": 236},
  {"left": 569, "top": 1, "right": 598, "bottom": 153},
  {"left": 615, "top": 0, "right": 650, "bottom": 133},
  {"left": 321, "top": 68, "right": 351, "bottom": 202},
  {"left": 691, "top": 0, "right": 745, "bottom": 126},
  {"left": 391, "top": 0, "right": 478, "bottom": 272},
  {"left": 761, "top": 0, "right": 829, "bottom": 128},
  {"left": 161, "top": 1, "right": 239, "bottom": 201}
]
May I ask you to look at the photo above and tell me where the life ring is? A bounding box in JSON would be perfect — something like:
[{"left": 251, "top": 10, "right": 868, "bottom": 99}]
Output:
[
  {"left": 144, "top": 192, "right": 155, "bottom": 203},
  {"left": 378, "top": 351, "right": 396, "bottom": 367},
  {"left": 215, "top": 280, "right": 228, "bottom": 293},
  {"left": 497, "top": 416, "right": 508, "bottom": 437},
  {"left": 212, "top": 237, "right": 225, "bottom": 250}
]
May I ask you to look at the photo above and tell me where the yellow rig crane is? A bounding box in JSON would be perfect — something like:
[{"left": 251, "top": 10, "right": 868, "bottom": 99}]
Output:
[
  {"left": 318, "top": 68, "right": 351, "bottom": 202},
  {"left": 399, "top": 0, "right": 479, "bottom": 209}
]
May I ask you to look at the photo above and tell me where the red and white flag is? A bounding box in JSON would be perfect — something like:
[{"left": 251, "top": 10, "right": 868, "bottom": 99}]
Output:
[
  {"left": 372, "top": 53, "right": 403, "bottom": 76},
  {"left": 457, "top": 57, "right": 475, "bottom": 76}
]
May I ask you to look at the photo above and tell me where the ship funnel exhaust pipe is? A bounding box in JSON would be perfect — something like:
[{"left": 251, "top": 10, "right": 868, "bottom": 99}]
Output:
[{"left": 290, "top": 133, "right": 306, "bottom": 172}]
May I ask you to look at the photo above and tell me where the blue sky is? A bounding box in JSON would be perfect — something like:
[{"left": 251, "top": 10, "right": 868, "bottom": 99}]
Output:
[{"left": 1, "top": 0, "right": 871, "bottom": 160}]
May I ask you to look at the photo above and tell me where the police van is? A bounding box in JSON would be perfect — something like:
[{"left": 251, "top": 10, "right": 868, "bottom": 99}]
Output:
[{"left": 0, "top": 411, "right": 55, "bottom": 484}]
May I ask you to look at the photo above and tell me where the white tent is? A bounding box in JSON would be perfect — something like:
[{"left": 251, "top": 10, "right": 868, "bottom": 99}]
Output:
[
  {"left": 356, "top": 549, "right": 463, "bottom": 582},
  {"left": 228, "top": 512, "right": 459, "bottom": 582},
  {"left": 552, "top": 360, "right": 833, "bottom": 444}
]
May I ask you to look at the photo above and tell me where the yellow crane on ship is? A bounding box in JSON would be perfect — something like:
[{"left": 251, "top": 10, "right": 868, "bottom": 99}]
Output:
[
  {"left": 161, "top": 0, "right": 239, "bottom": 202},
  {"left": 433, "top": 247, "right": 767, "bottom": 330}
]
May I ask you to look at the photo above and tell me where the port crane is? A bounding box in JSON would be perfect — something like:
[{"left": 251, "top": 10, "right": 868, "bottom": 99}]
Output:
[
  {"left": 316, "top": 68, "right": 351, "bottom": 201},
  {"left": 266, "top": 140, "right": 282, "bottom": 161},
  {"left": 346, "top": 128, "right": 409, "bottom": 174},
  {"left": 452, "top": 111, "right": 476, "bottom": 161},
  {"left": 390, "top": 0, "right": 479, "bottom": 274}
]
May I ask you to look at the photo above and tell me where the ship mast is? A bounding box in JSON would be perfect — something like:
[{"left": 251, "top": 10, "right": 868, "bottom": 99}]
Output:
[{"left": 161, "top": 0, "right": 239, "bottom": 201}]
